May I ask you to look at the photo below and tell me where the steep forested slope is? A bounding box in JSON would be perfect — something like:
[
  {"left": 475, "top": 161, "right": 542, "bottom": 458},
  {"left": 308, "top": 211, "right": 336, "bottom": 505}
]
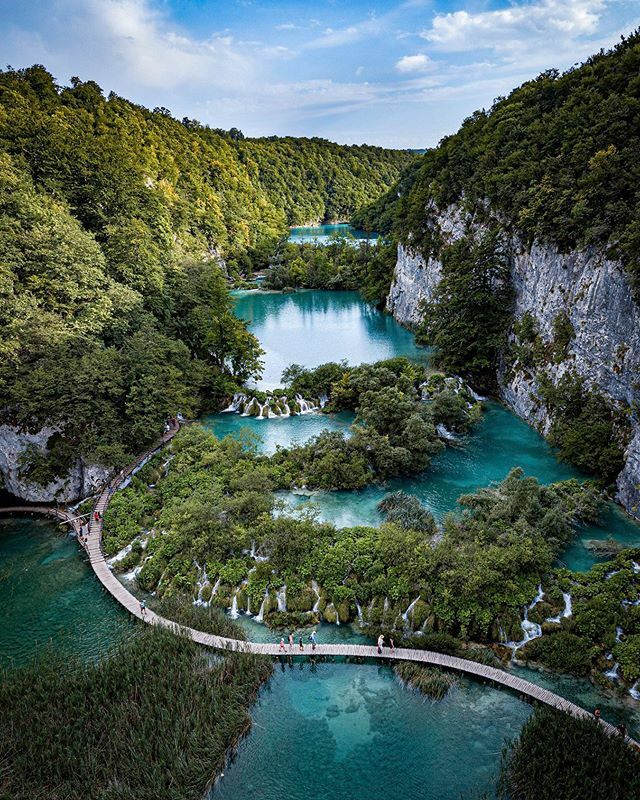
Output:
[
  {"left": 0, "top": 65, "right": 410, "bottom": 497},
  {"left": 393, "top": 32, "right": 640, "bottom": 293}
]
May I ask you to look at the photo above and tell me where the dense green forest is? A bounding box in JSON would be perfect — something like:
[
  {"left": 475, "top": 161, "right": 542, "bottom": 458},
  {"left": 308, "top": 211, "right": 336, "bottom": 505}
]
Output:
[{"left": 0, "top": 65, "right": 410, "bottom": 484}]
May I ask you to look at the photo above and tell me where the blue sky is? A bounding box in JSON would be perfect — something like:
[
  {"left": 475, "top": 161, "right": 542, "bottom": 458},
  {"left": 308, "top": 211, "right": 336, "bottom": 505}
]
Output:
[{"left": 2, "top": 0, "right": 639, "bottom": 147}]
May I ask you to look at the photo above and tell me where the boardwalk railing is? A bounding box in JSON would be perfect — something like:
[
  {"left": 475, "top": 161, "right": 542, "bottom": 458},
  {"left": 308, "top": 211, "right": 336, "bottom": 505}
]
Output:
[{"left": 3, "top": 423, "right": 638, "bottom": 750}]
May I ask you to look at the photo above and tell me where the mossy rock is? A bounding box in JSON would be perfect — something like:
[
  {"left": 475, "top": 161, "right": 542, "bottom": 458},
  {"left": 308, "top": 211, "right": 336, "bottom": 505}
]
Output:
[
  {"left": 236, "top": 589, "right": 248, "bottom": 612},
  {"left": 200, "top": 584, "right": 213, "bottom": 603},
  {"left": 288, "top": 587, "right": 315, "bottom": 612},
  {"left": 529, "top": 601, "right": 553, "bottom": 625},
  {"left": 323, "top": 603, "right": 338, "bottom": 624},
  {"left": 336, "top": 600, "right": 351, "bottom": 624}
]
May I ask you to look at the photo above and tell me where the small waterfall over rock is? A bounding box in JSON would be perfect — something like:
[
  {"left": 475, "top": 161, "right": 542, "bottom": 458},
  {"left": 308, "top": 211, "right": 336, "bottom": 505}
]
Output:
[
  {"left": 193, "top": 560, "right": 211, "bottom": 607},
  {"left": 356, "top": 602, "right": 364, "bottom": 625},
  {"left": 508, "top": 585, "right": 545, "bottom": 655},
  {"left": 255, "top": 589, "right": 269, "bottom": 623},
  {"left": 616, "top": 626, "right": 624, "bottom": 643},
  {"left": 633, "top": 561, "right": 640, "bottom": 574},
  {"left": 276, "top": 585, "right": 287, "bottom": 612},
  {"left": 222, "top": 393, "right": 248, "bottom": 413},
  {"left": 630, "top": 681, "right": 640, "bottom": 700},
  {"left": 604, "top": 662, "right": 621, "bottom": 681},
  {"left": 229, "top": 592, "right": 240, "bottom": 619},
  {"left": 402, "top": 596, "right": 421, "bottom": 628},
  {"left": 311, "top": 580, "right": 321, "bottom": 614},
  {"left": 436, "top": 424, "right": 457, "bottom": 442},
  {"left": 545, "top": 591, "right": 572, "bottom": 623}
]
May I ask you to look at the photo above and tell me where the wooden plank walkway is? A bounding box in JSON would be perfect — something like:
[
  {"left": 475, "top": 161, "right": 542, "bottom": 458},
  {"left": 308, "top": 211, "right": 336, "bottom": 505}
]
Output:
[{"left": 4, "top": 423, "right": 639, "bottom": 750}]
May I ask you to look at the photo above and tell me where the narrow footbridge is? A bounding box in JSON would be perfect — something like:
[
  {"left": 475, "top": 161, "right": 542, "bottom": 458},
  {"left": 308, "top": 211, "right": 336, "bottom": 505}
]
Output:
[{"left": 2, "top": 424, "right": 638, "bottom": 749}]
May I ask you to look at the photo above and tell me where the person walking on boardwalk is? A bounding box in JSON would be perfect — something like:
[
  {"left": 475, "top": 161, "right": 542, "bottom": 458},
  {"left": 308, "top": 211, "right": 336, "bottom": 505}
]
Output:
[
  {"left": 310, "top": 630, "right": 317, "bottom": 650},
  {"left": 389, "top": 636, "right": 395, "bottom": 653},
  {"left": 279, "top": 638, "right": 285, "bottom": 652},
  {"left": 140, "top": 599, "right": 146, "bottom": 617},
  {"left": 377, "top": 634, "right": 384, "bottom": 655},
  {"left": 289, "top": 632, "right": 294, "bottom": 650},
  {"left": 299, "top": 636, "right": 304, "bottom": 651}
]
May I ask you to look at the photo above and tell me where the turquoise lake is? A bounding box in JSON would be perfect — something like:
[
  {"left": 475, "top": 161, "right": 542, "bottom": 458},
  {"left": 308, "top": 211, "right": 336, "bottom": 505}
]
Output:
[
  {"left": 3, "top": 288, "right": 640, "bottom": 799},
  {"left": 288, "top": 223, "right": 378, "bottom": 245},
  {"left": 233, "top": 289, "right": 428, "bottom": 389}
]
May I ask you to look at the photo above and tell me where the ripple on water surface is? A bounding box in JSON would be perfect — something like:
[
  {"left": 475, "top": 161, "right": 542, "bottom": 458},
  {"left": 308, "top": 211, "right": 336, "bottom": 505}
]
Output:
[
  {"left": 210, "top": 662, "right": 531, "bottom": 800},
  {"left": 0, "top": 516, "right": 133, "bottom": 667}
]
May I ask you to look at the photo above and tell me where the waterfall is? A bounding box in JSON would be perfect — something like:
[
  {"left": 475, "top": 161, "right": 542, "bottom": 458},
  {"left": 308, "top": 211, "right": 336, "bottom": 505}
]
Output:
[
  {"left": 402, "top": 596, "right": 421, "bottom": 626},
  {"left": 622, "top": 597, "right": 640, "bottom": 608},
  {"left": 277, "top": 585, "right": 287, "bottom": 612},
  {"left": 616, "top": 626, "right": 624, "bottom": 642},
  {"left": 630, "top": 681, "right": 640, "bottom": 700},
  {"left": 222, "top": 393, "right": 247, "bottom": 413},
  {"left": 229, "top": 591, "right": 240, "bottom": 619},
  {"left": 319, "top": 393, "right": 328, "bottom": 408},
  {"left": 436, "top": 424, "right": 457, "bottom": 442},
  {"left": 107, "top": 542, "right": 134, "bottom": 567},
  {"left": 606, "top": 569, "right": 621, "bottom": 580},
  {"left": 633, "top": 561, "right": 640, "bottom": 574},
  {"left": 254, "top": 589, "right": 269, "bottom": 623},
  {"left": 605, "top": 662, "right": 621, "bottom": 681},
  {"left": 193, "top": 560, "right": 212, "bottom": 607},
  {"left": 246, "top": 595, "right": 252, "bottom": 615},
  {"left": 356, "top": 602, "right": 364, "bottom": 625},
  {"left": 311, "top": 580, "right": 321, "bottom": 613},
  {"left": 545, "top": 591, "right": 573, "bottom": 623},
  {"left": 211, "top": 577, "right": 221, "bottom": 596},
  {"left": 294, "top": 394, "right": 318, "bottom": 414},
  {"left": 508, "top": 585, "right": 545, "bottom": 655},
  {"left": 468, "top": 387, "right": 486, "bottom": 402}
]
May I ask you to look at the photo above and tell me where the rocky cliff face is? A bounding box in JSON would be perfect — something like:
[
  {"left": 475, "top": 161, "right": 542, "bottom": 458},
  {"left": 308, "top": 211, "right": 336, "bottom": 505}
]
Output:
[
  {"left": 0, "top": 424, "right": 110, "bottom": 503},
  {"left": 387, "top": 206, "right": 640, "bottom": 520}
]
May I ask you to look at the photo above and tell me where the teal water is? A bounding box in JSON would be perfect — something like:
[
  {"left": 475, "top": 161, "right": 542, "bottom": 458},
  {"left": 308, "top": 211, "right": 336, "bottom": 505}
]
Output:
[
  {"left": 0, "top": 516, "right": 132, "bottom": 667},
  {"left": 232, "top": 290, "right": 428, "bottom": 389},
  {"left": 210, "top": 662, "right": 531, "bottom": 800},
  {"left": 288, "top": 223, "right": 378, "bottom": 245}
]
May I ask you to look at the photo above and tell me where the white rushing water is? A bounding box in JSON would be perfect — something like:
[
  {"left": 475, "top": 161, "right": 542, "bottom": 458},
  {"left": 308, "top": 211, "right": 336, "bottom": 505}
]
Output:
[
  {"left": 436, "top": 424, "right": 457, "bottom": 442},
  {"left": 276, "top": 585, "right": 287, "bottom": 612},
  {"left": 356, "top": 601, "right": 364, "bottom": 625},
  {"left": 254, "top": 589, "right": 269, "bottom": 623},
  {"left": 311, "top": 580, "right": 321, "bottom": 614},
  {"left": 630, "top": 680, "right": 640, "bottom": 700},
  {"left": 605, "top": 662, "right": 621, "bottom": 681},
  {"left": 402, "top": 596, "right": 421, "bottom": 627},
  {"left": 545, "top": 591, "right": 573, "bottom": 624},
  {"left": 222, "top": 392, "right": 318, "bottom": 419},
  {"left": 229, "top": 591, "right": 240, "bottom": 619},
  {"left": 508, "top": 585, "right": 545, "bottom": 655}
]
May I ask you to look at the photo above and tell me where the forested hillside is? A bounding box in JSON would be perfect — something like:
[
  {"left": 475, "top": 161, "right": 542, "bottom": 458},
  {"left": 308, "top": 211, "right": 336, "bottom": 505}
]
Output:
[
  {"left": 0, "top": 65, "right": 410, "bottom": 490},
  {"left": 383, "top": 32, "right": 640, "bottom": 293}
]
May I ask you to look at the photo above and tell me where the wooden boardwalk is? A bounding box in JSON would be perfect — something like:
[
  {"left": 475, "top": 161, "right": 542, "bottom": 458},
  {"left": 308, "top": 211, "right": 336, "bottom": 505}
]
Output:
[{"left": 3, "top": 423, "right": 639, "bottom": 749}]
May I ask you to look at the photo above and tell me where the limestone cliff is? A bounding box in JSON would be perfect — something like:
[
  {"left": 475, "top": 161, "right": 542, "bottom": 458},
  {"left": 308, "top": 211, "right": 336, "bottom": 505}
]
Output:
[
  {"left": 387, "top": 206, "right": 640, "bottom": 519},
  {"left": 0, "top": 424, "right": 110, "bottom": 503}
]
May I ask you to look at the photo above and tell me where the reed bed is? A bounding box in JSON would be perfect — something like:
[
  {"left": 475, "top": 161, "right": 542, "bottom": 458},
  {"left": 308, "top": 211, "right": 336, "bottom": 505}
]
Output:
[
  {"left": 499, "top": 707, "right": 640, "bottom": 800},
  {"left": 0, "top": 614, "right": 271, "bottom": 799},
  {"left": 394, "top": 661, "right": 458, "bottom": 700}
]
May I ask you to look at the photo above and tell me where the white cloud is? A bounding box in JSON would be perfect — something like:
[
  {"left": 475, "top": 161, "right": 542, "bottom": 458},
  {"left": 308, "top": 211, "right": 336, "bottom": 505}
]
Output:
[
  {"left": 423, "top": 0, "right": 605, "bottom": 55},
  {"left": 395, "top": 53, "right": 434, "bottom": 73}
]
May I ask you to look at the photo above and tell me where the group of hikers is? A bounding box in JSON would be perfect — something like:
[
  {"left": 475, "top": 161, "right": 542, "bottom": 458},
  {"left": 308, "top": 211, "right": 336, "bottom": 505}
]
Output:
[
  {"left": 279, "top": 630, "right": 318, "bottom": 652},
  {"left": 277, "top": 631, "right": 396, "bottom": 655}
]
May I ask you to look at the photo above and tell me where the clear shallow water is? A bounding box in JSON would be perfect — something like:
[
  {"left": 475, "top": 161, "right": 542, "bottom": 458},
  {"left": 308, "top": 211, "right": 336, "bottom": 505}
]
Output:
[
  {"left": 210, "top": 662, "right": 531, "bottom": 800},
  {"left": 0, "top": 516, "right": 133, "bottom": 667},
  {"left": 233, "top": 290, "right": 429, "bottom": 389},
  {"left": 288, "top": 223, "right": 378, "bottom": 245}
]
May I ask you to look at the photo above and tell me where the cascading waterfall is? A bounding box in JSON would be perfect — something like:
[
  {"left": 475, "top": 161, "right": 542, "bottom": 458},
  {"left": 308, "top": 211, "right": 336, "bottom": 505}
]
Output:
[
  {"left": 222, "top": 393, "right": 247, "bottom": 413},
  {"left": 254, "top": 589, "right": 269, "bottom": 623},
  {"left": 633, "top": 561, "right": 640, "bottom": 574},
  {"left": 605, "top": 662, "right": 621, "bottom": 681},
  {"left": 311, "top": 580, "right": 321, "bottom": 614},
  {"left": 508, "top": 585, "right": 545, "bottom": 655},
  {"left": 402, "top": 596, "right": 421, "bottom": 627},
  {"left": 630, "top": 680, "right": 640, "bottom": 700},
  {"left": 224, "top": 392, "right": 318, "bottom": 419},
  {"left": 545, "top": 591, "right": 572, "bottom": 623},
  {"left": 436, "top": 424, "right": 457, "bottom": 442},
  {"left": 356, "top": 602, "right": 364, "bottom": 625},
  {"left": 193, "top": 560, "right": 211, "bottom": 607},
  {"left": 616, "top": 626, "right": 624, "bottom": 642},
  {"left": 276, "top": 585, "right": 287, "bottom": 612},
  {"left": 229, "top": 592, "right": 239, "bottom": 619}
]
